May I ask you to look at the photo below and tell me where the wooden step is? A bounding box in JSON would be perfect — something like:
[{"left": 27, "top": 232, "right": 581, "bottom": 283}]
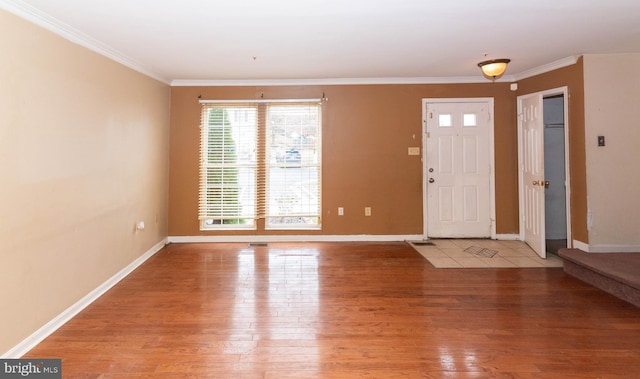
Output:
[{"left": 558, "top": 248, "right": 640, "bottom": 307}]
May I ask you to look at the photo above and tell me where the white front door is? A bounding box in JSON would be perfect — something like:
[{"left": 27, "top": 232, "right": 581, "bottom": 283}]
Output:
[
  {"left": 518, "top": 93, "right": 546, "bottom": 257},
  {"left": 423, "top": 100, "right": 493, "bottom": 238}
]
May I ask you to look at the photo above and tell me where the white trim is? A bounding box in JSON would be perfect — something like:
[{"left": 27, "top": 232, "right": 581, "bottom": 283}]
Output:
[
  {"left": 572, "top": 240, "right": 589, "bottom": 252},
  {"left": 495, "top": 233, "right": 521, "bottom": 241},
  {"left": 560, "top": 90, "right": 573, "bottom": 249},
  {"left": 2, "top": 238, "right": 168, "bottom": 359},
  {"left": 571, "top": 240, "right": 640, "bottom": 253},
  {"left": 421, "top": 98, "right": 496, "bottom": 240},
  {"left": 512, "top": 56, "right": 580, "bottom": 82},
  {"left": 488, "top": 101, "right": 497, "bottom": 239},
  {"left": 588, "top": 245, "right": 640, "bottom": 253},
  {"left": 171, "top": 76, "right": 515, "bottom": 87},
  {"left": 0, "top": 0, "right": 170, "bottom": 84},
  {"left": 168, "top": 235, "right": 424, "bottom": 243}
]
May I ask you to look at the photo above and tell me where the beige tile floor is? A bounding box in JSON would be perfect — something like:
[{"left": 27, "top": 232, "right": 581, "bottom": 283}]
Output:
[{"left": 408, "top": 239, "right": 564, "bottom": 268}]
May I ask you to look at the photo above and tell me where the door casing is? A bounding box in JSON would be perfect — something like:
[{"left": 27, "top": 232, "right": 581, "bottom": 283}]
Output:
[{"left": 421, "top": 98, "right": 496, "bottom": 239}]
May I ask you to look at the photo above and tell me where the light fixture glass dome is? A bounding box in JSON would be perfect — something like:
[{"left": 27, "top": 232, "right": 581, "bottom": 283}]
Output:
[{"left": 478, "top": 58, "right": 511, "bottom": 79}]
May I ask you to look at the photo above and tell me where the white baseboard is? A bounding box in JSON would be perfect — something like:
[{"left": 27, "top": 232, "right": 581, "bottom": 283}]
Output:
[
  {"left": 2, "top": 238, "right": 168, "bottom": 358},
  {"left": 168, "top": 234, "right": 425, "bottom": 243},
  {"left": 572, "top": 240, "right": 640, "bottom": 253},
  {"left": 168, "top": 234, "right": 526, "bottom": 244},
  {"left": 572, "top": 240, "right": 589, "bottom": 251}
]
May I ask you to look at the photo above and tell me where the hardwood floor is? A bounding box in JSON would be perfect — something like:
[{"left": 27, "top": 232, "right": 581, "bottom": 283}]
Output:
[{"left": 24, "top": 242, "right": 640, "bottom": 378}]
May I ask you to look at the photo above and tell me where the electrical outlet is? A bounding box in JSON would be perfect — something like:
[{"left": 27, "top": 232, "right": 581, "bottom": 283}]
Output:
[
  {"left": 338, "top": 207, "right": 344, "bottom": 216},
  {"left": 365, "top": 207, "right": 372, "bottom": 216}
]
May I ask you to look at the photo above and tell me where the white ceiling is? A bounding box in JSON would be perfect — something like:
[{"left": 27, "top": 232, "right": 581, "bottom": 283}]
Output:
[{"left": 3, "top": 0, "right": 640, "bottom": 85}]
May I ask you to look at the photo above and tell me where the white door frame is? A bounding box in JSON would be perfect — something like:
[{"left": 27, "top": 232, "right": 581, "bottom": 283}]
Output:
[
  {"left": 421, "top": 98, "right": 496, "bottom": 239},
  {"left": 517, "top": 87, "right": 572, "bottom": 249}
]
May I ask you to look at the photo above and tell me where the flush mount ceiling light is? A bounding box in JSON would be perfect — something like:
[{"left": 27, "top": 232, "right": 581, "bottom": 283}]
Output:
[{"left": 478, "top": 58, "right": 511, "bottom": 80}]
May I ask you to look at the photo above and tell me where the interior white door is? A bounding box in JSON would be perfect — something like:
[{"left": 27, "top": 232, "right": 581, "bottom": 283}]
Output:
[
  {"left": 425, "top": 102, "right": 491, "bottom": 238},
  {"left": 519, "top": 94, "right": 546, "bottom": 257}
]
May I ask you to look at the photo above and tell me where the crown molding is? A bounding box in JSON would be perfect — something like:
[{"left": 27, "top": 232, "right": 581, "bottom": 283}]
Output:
[
  {"left": 512, "top": 55, "right": 581, "bottom": 81},
  {"left": 170, "top": 75, "right": 517, "bottom": 87},
  {"left": 0, "top": 0, "right": 170, "bottom": 84}
]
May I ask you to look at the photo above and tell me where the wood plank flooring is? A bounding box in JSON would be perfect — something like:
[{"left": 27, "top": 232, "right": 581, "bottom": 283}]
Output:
[{"left": 24, "top": 242, "right": 640, "bottom": 378}]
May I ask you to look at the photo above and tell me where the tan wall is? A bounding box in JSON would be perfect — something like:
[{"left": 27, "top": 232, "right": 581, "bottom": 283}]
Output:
[
  {"left": 0, "top": 10, "right": 171, "bottom": 354},
  {"left": 515, "top": 59, "right": 588, "bottom": 244},
  {"left": 170, "top": 83, "right": 518, "bottom": 236},
  {"left": 583, "top": 53, "right": 640, "bottom": 250}
]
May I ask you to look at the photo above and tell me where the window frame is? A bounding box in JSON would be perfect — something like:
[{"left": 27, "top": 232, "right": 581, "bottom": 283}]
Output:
[{"left": 198, "top": 99, "right": 322, "bottom": 231}]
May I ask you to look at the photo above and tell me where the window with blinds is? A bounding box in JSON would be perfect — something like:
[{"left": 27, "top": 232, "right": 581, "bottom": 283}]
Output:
[
  {"left": 199, "top": 100, "right": 321, "bottom": 230},
  {"left": 199, "top": 105, "right": 258, "bottom": 229}
]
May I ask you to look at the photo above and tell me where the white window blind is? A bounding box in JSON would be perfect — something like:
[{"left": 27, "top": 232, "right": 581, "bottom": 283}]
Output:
[
  {"left": 199, "top": 105, "right": 259, "bottom": 229},
  {"left": 265, "top": 103, "right": 321, "bottom": 229},
  {"left": 199, "top": 100, "right": 321, "bottom": 230}
]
